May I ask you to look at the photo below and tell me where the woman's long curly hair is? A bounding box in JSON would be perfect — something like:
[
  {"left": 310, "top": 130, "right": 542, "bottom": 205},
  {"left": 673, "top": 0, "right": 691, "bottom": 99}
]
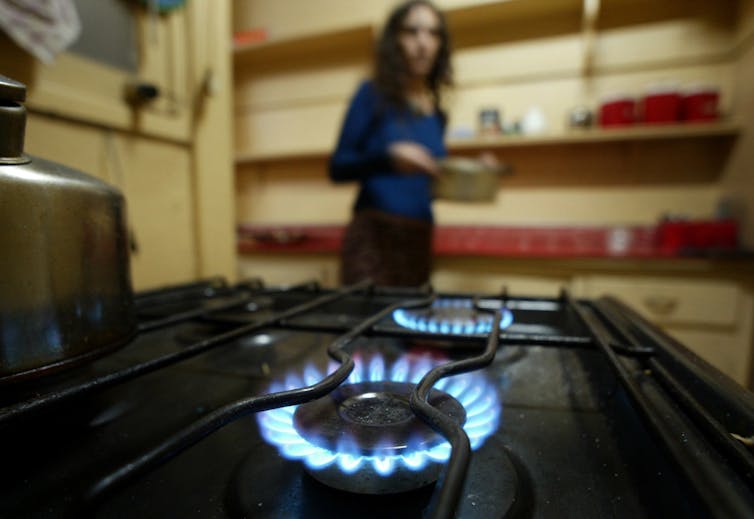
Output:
[{"left": 373, "top": 0, "right": 453, "bottom": 114}]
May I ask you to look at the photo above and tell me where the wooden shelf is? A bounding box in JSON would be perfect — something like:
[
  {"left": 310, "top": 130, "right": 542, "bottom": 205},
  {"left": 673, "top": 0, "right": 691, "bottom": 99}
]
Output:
[
  {"left": 236, "top": 148, "right": 330, "bottom": 165},
  {"left": 235, "top": 122, "right": 740, "bottom": 165},
  {"left": 233, "top": 24, "right": 374, "bottom": 66},
  {"left": 445, "top": 0, "right": 581, "bottom": 31},
  {"left": 447, "top": 122, "right": 741, "bottom": 150}
]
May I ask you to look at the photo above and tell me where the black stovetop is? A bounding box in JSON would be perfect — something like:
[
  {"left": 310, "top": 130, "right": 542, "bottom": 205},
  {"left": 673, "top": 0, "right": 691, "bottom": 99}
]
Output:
[{"left": 1, "top": 278, "right": 753, "bottom": 518}]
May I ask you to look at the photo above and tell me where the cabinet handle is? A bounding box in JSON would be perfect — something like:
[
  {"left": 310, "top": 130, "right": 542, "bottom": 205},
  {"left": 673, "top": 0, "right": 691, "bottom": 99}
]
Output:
[
  {"left": 642, "top": 295, "right": 678, "bottom": 316},
  {"left": 124, "top": 81, "right": 160, "bottom": 105},
  {"left": 129, "top": 228, "right": 139, "bottom": 255}
]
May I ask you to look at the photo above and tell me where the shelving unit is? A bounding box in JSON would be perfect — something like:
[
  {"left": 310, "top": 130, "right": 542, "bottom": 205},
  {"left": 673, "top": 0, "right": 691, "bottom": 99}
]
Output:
[{"left": 233, "top": 0, "right": 741, "bottom": 165}]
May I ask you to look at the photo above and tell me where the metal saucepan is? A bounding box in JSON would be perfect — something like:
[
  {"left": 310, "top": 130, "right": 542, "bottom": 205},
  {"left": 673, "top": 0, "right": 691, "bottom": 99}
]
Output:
[
  {"left": 0, "top": 75, "right": 136, "bottom": 384},
  {"left": 433, "top": 156, "right": 512, "bottom": 202}
]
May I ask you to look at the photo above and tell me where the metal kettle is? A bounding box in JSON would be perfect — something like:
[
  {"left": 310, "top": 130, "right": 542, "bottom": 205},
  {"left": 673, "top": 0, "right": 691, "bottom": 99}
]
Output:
[{"left": 0, "top": 75, "right": 136, "bottom": 384}]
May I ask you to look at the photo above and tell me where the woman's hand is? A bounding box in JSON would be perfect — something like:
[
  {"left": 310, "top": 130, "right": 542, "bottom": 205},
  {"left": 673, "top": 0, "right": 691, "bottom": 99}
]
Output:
[
  {"left": 477, "top": 151, "right": 500, "bottom": 169},
  {"left": 389, "top": 141, "right": 439, "bottom": 176}
]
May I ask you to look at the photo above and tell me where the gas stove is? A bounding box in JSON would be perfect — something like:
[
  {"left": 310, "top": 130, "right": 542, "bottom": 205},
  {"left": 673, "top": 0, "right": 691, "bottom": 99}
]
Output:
[{"left": 1, "top": 278, "right": 753, "bottom": 518}]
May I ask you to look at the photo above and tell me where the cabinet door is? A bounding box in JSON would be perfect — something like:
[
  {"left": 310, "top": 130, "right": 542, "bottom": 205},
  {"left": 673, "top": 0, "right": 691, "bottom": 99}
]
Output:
[
  {"left": 664, "top": 290, "right": 752, "bottom": 386},
  {"left": 239, "top": 255, "right": 339, "bottom": 288},
  {"left": 575, "top": 276, "right": 740, "bottom": 327},
  {"left": 432, "top": 269, "right": 569, "bottom": 297},
  {"left": 666, "top": 325, "right": 752, "bottom": 387},
  {"left": 574, "top": 275, "right": 752, "bottom": 386},
  {"left": 115, "top": 135, "right": 196, "bottom": 290}
]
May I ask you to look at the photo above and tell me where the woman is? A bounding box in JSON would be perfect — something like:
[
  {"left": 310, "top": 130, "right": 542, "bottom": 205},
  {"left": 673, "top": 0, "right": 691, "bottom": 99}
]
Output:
[{"left": 329, "top": 0, "right": 452, "bottom": 287}]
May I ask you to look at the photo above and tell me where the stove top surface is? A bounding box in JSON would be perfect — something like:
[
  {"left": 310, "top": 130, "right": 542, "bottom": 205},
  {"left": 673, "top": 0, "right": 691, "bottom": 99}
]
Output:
[{"left": 1, "top": 279, "right": 752, "bottom": 518}]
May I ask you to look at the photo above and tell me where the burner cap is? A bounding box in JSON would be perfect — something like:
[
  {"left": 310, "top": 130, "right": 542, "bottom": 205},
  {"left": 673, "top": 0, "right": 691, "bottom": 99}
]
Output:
[
  {"left": 292, "top": 381, "right": 465, "bottom": 494},
  {"left": 294, "top": 381, "right": 465, "bottom": 455}
]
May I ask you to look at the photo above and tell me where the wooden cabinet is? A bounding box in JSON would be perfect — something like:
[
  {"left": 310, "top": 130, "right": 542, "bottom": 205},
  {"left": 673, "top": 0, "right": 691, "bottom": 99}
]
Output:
[
  {"left": 430, "top": 256, "right": 754, "bottom": 387},
  {"left": 238, "top": 254, "right": 339, "bottom": 288},
  {"left": 573, "top": 274, "right": 754, "bottom": 386},
  {"left": 432, "top": 260, "right": 569, "bottom": 297},
  {"left": 573, "top": 276, "right": 740, "bottom": 326},
  {"left": 0, "top": 7, "right": 192, "bottom": 143}
]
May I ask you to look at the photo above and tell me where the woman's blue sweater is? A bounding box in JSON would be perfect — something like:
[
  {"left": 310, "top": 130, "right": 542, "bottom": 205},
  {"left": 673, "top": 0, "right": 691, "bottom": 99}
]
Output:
[{"left": 329, "top": 81, "right": 446, "bottom": 222}]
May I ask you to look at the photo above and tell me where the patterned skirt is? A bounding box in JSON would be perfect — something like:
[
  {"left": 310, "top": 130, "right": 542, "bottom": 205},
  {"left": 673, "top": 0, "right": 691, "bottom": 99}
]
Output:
[{"left": 340, "top": 209, "right": 433, "bottom": 287}]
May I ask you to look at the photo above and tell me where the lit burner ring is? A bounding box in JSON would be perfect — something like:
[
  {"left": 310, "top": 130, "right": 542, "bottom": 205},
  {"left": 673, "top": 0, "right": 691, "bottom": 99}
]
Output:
[
  {"left": 392, "top": 298, "right": 514, "bottom": 335},
  {"left": 291, "top": 381, "right": 465, "bottom": 493},
  {"left": 295, "top": 381, "right": 465, "bottom": 455},
  {"left": 293, "top": 381, "right": 466, "bottom": 494},
  {"left": 257, "top": 355, "right": 500, "bottom": 494}
]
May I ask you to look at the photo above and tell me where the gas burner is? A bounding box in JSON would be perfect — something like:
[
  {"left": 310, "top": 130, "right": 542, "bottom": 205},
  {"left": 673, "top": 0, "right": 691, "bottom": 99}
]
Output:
[
  {"left": 257, "top": 354, "right": 500, "bottom": 494},
  {"left": 292, "top": 380, "right": 465, "bottom": 493},
  {"left": 392, "top": 298, "right": 514, "bottom": 335}
]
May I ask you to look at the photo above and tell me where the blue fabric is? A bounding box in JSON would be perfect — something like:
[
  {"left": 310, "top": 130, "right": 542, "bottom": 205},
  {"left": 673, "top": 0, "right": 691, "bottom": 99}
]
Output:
[{"left": 329, "top": 80, "right": 446, "bottom": 222}]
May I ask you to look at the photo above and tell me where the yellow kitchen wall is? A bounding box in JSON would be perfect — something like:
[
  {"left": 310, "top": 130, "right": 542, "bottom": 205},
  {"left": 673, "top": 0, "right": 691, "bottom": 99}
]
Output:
[
  {"left": 234, "top": 0, "right": 745, "bottom": 234},
  {"left": 23, "top": 113, "right": 198, "bottom": 290},
  {"left": 720, "top": 0, "right": 754, "bottom": 246}
]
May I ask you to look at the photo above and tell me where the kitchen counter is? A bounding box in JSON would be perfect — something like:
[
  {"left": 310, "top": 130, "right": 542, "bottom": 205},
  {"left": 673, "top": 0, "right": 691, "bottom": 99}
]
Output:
[
  {"left": 236, "top": 224, "right": 754, "bottom": 388},
  {"left": 237, "top": 223, "right": 751, "bottom": 261}
]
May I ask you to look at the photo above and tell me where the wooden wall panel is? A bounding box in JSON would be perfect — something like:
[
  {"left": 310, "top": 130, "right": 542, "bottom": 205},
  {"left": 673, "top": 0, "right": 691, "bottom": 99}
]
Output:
[
  {"left": 235, "top": 61, "right": 368, "bottom": 112},
  {"left": 235, "top": 158, "right": 721, "bottom": 226},
  {"left": 189, "top": 0, "right": 238, "bottom": 281},
  {"left": 116, "top": 136, "right": 197, "bottom": 290},
  {"left": 24, "top": 114, "right": 197, "bottom": 290},
  {"left": 235, "top": 102, "right": 348, "bottom": 158},
  {"left": 236, "top": 162, "right": 355, "bottom": 224},
  {"left": 720, "top": 0, "right": 754, "bottom": 248}
]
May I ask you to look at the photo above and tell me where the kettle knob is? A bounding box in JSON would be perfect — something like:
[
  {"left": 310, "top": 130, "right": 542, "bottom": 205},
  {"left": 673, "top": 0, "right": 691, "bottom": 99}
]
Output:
[
  {"left": 0, "top": 75, "right": 26, "bottom": 103},
  {"left": 0, "top": 75, "right": 28, "bottom": 164}
]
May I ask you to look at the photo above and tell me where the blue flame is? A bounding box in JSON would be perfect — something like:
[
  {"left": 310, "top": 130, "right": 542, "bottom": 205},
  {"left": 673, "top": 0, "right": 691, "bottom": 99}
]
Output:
[
  {"left": 257, "top": 354, "right": 500, "bottom": 476},
  {"left": 392, "top": 299, "right": 514, "bottom": 335}
]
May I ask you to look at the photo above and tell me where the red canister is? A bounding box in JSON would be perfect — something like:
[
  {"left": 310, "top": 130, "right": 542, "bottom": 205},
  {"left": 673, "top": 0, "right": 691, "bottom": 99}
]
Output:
[
  {"left": 657, "top": 219, "right": 738, "bottom": 253},
  {"left": 599, "top": 95, "right": 635, "bottom": 127},
  {"left": 640, "top": 85, "right": 681, "bottom": 124},
  {"left": 682, "top": 86, "right": 719, "bottom": 122}
]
